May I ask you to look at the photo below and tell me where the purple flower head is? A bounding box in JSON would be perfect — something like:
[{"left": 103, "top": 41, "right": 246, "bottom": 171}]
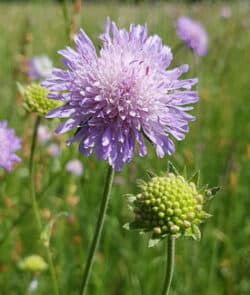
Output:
[
  {"left": 176, "top": 16, "right": 208, "bottom": 56},
  {"left": 43, "top": 18, "right": 198, "bottom": 171},
  {"left": 28, "top": 55, "right": 53, "bottom": 80},
  {"left": 0, "top": 121, "right": 21, "bottom": 171},
  {"left": 66, "top": 159, "right": 83, "bottom": 176}
]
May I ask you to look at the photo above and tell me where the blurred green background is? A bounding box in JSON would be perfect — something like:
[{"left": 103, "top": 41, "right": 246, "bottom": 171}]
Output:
[{"left": 0, "top": 0, "right": 249, "bottom": 294}]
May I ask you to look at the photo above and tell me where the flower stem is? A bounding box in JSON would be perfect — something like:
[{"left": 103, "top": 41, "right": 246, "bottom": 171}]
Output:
[
  {"left": 161, "top": 236, "right": 176, "bottom": 295},
  {"left": 29, "top": 116, "right": 59, "bottom": 295},
  {"left": 29, "top": 116, "right": 42, "bottom": 229},
  {"left": 79, "top": 165, "right": 114, "bottom": 295},
  {"left": 61, "top": 0, "right": 71, "bottom": 41}
]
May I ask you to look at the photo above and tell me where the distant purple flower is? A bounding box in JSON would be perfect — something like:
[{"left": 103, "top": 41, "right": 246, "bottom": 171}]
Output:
[
  {"left": 47, "top": 143, "right": 60, "bottom": 157},
  {"left": 0, "top": 121, "right": 21, "bottom": 171},
  {"left": 220, "top": 6, "right": 232, "bottom": 19},
  {"left": 176, "top": 16, "right": 208, "bottom": 56},
  {"left": 66, "top": 159, "right": 83, "bottom": 176},
  {"left": 37, "top": 125, "right": 52, "bottom": 144},
  {"left": 28, "top": 55, "right": 53, "bottom": 80},
  {"left": 43, "top": 18, "right": 198, "bottom": 171}
]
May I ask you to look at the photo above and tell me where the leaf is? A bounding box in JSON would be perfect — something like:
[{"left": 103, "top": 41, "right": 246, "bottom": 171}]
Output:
[
  {"left": 205, "top": 186, "right": 220, "bottom": 200},
  {"left": 123, "top": 221, "right": 144, "bottom": 231},
  {"left": 127, "top": 204, "right": 134, "bottom": 212},
  {"left": 188, "top": 170, "right": 200, "bottom": 186},
  {"left": 198, "top": 184, "right": 208, "bottom": 194},
  {"left": 210, "top": 186, "right": 221, "bottom": 196},
  {"left": 16, "top": 82, "right": 25, "bottom": 96},
  {"left": 123, "top": 223, "right": 131, "bottom": 230},
  {"left": 184, "top": 227, "right": 193, "bottom": 238},
  {"left": 202, "top": 211, "right": 213, "bottom": 219},
  {"left": 136, "top": 179, "right": 147, "bottom": 189},
  {"left": 40, "top": 211, "right": 68, "bottom": 248},
  {"left": 146, "top": 170, "right": 156, "bottom": 178},
  {"left": 167, "top": 161, "right": 180, "bottom": 175},
  {"left": 123, "top": 194, "right": 136, "bottom": 203},
  {"left": 148, "top": 237, "right": 161, "bottom": 248},
  {"left": 172, "top": 233, "right": 181, "bottom": 239},
  {"left": 182, "top": 166, "right": 188, "bottom": 179},
  {"left": 192, "top": 225, "right": 201, "bottom": 241}
]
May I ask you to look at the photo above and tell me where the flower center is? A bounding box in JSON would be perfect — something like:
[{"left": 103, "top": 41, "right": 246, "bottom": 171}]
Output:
[{"left": 102, "top": 76, "right": 139, "bottom": 121}]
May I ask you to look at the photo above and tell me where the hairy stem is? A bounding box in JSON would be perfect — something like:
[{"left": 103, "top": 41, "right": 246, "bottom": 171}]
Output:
[
  {"left": 79, "top": 165, "right": 114, "bottom": 295},
  {"left": 29, "top": 116, "right": 59, "bottom": 295},
  {"left": 161, "top": 236, "right": 176, "bottom": 295}
]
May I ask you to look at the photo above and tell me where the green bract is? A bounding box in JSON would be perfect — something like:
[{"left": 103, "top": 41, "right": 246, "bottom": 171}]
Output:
[
  {"left": 124, "top": 164, "right": 218, "bottom": 247},
  {"left": 22, "top": 83, "right": 61, "bottom": 116}
]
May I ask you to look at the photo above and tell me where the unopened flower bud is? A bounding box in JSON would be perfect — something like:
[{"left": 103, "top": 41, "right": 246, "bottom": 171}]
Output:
[
  {"left": 126, "top": 171, "right": 213, "bottom": 242},
  {"left": 18, "top": 255, "right": 47, "bottom": 272},
  {"left": 23, "top": 84, "right": 61, "bottom": 116}
]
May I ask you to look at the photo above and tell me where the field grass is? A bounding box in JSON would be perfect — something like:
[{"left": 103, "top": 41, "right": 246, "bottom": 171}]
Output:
[{"left": 0, "top": 1, "right": 250, "bottom": 294}]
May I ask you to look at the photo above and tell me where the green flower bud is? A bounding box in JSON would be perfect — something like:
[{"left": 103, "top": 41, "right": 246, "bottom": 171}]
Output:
[
  {"left": 124, "top": 166, "right": 218, "bottom": 246},
  {"left": 18, "top": 255, "right": 47, "bottom": 272},
  {"left": 23, "top": 84, "right": 61, "bottom": 116},
  {"left": 153, "top": 227, "right": 162, "bottom": 235}
]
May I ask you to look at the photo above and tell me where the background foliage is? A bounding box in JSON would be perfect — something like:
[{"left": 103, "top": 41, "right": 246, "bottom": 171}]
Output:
[{"left": 0, "top": 1, "right": 249, "bottom": 294}]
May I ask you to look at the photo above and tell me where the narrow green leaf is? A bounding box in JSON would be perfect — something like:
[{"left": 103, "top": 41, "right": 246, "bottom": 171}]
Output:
[
  {"left": 182, "top": 166, "right": 188, "bottom": 179},
  {"left": 167, "top": 161, "right": 180, "bottom": 175},
  {"left": 210, "top": 186, "right": 221, "bottom": 196},
  {"left": 192, "top": 225, "right": 201, "bottom": 241},
  {"left": 124, "top": 194, "right": 136, "bottom": 203},
  {"left": 136, "top": 179, "right": 147, "bottom": 189},
  {"left": 189, "top": 170, "right": 200, "bottom": 186},
  {"left": 40, "top": 211, "right": 68, "bottom": 248},
  {"left": 205, "top": 186, "right": 220, "bottom": 200},
  {"left": 16, "top": 82, "right": 25, "bottom": 96},
  {"left": 146, "top": 170, "right": 156, "bottom": 178},
  {"left": 202, "top": 211, "right": 213, "bottom": 219},
  {"left": 123, "top": 221, "right": 144, "bottom": 231}
]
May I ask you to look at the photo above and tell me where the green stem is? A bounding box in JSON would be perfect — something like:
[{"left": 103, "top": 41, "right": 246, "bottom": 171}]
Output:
[
  {"left": 161, "top": 236, "right": 175, "bottom": 295},
  {"left": 29, "top": 116, "right": 42, "bottom": 229},
  {"left": 62, "top": 0, "right": 71, "bottom": 41},
  {"left": 79, "top": 165, "right": 115, "bottom": 295},
  {"left": 0, "top": 168, "right": 63, "bottom": 247},
  {"left": 29, "top": 116, "right": 59, "bottom": 295}
]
